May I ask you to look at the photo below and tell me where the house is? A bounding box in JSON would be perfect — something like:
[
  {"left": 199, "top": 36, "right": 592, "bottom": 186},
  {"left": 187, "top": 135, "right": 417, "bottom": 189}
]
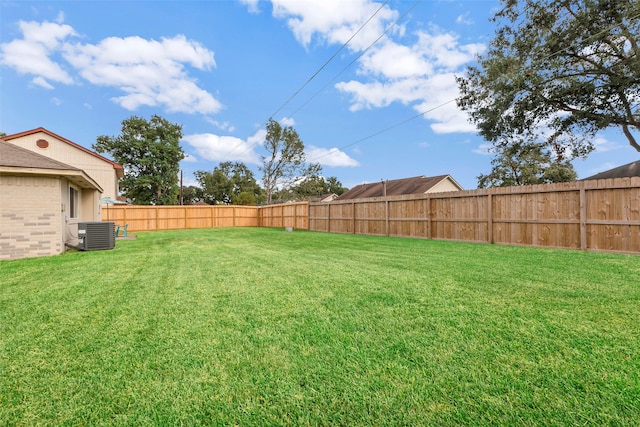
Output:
[
  {"left": 1, "top": 128, "right": 123, "bottom": 200},
  {"left": 309, "top": 193, "right": 339, "bottom": 203},
  {"left": 581, "top": 160, "right": 640, "bottom": 180},
  {"left": 336, "top": 175, "right": 463, "bottom": 200},
  {"left": 1, "top": 129, "right": 123, "bottom": 260}
]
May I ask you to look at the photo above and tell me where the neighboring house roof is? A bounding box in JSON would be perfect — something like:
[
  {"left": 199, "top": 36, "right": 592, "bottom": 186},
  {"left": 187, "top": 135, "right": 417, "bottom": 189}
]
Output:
[
  {"left": 336, "top": 175, "right": 463, "bottom": 200},
  {"left": 309, "top": 193, "right": 338, "bottom": 203},
  {"left": 0, "top": 141, "right": 102, "bottom": 191},
  {"left": 581, "top": 160, "right": 640, "bottom": 180},
  {"left": 1, "top": 127, "right": 124, "bottom": 178}
]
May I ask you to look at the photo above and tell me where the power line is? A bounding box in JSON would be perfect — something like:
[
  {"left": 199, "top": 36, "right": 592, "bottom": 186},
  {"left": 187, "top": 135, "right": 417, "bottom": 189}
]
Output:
[
  {"left": 307, "top": 9, "right": 640, "bottom": 165},
  {"left": 307, "top": 99, "right": 456, "bottom": 164},
  {"left": 268, "top": 0, "right": 391, "bottom": 121},
  {"left": 221, "top": 0, "right": 390, "bottom": 160},
  {"left": 288, "top": 0, "right": 420, "bottom": 118},
  {"left": 231, "top": 0, "right": 420, "bottom": 162}
]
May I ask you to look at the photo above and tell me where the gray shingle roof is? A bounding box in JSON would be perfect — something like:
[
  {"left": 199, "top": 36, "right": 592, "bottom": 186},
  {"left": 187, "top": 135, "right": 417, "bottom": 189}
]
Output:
[
  {"left": 581, "top": 160, "right": 640, "bottom": 180},
  {"left": 336, "top": 175, "right": 458, "bottom": 200},
  {"left": 0, "top": 141, "right": 80, "bottom": 170}
]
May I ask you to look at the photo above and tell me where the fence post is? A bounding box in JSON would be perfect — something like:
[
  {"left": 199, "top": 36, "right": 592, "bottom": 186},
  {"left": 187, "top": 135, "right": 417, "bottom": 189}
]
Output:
[
  {"left": 385, "top": 199, "right": 389, "bottom": 237},
  {"left": 580, "top": 187, "right": 586, "bottom": 250},
  {"left": 352, "top": 202, "right": 356, "bottom": 234},
  {"left": 487, "top": 193, "right": 493, "bottom": 244},
  {"left": 426, "top": 198, "right": 431, "bottom": 239}
]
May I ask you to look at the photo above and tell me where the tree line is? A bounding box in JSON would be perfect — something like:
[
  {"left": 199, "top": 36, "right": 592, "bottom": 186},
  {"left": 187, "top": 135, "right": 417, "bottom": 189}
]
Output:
[{"left": 94, "top": 116, "right": 346, "bottom": 206}]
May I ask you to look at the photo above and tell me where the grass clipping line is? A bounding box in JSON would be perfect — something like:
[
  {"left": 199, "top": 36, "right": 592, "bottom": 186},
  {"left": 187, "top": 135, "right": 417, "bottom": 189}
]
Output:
[{"left": 1, "top": 227, "right": 639, "bottom": 425}]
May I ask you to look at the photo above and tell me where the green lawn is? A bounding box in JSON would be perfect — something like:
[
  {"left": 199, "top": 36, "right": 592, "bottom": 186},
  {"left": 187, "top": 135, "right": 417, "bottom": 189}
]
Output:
[{"left": 1, "top": 228, "right": 639, "bottom": 426}]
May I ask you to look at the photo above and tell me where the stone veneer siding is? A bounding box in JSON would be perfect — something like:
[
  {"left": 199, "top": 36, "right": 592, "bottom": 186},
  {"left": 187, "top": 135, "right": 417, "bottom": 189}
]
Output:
[{"left": 0, "top": 175, "right": 62, "bottom": 260}]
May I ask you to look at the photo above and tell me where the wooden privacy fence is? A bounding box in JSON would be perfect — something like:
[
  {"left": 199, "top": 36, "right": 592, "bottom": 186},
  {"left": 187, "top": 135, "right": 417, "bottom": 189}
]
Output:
[
  {"left": 258, "top": 202, "right": 309, "bottom": 230},
  {"left": 102, "top": 178, "right": 640, "bottom": 253},
  {"left": 308, "top": 177, "right": 640, "bottom": 254},
  {"left": 102, "top": 205, "right": 259, "bottom": 231}
]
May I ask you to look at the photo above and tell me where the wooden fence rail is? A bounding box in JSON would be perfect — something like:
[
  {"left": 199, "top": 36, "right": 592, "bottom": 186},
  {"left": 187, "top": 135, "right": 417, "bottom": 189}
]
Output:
[
  {"left": 101, "top": 205, "right": 259, "bottom": 231},
  {"left": 103, "top": 178, "right": 640, "bottom": 253},
  {"left": 308, "top": 177, "right": 640, "bottom": 253}
]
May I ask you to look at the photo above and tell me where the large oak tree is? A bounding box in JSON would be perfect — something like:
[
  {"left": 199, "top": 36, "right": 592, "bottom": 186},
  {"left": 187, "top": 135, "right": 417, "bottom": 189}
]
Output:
[
  {"left": 94, "top": 115, "right": 184, "bottom": 205},
  {"left": 457, "top": 0, "right": 640, "bottom": 158},
  {"left": 195, "top": 161, "right": 264, "bottom": 205}
]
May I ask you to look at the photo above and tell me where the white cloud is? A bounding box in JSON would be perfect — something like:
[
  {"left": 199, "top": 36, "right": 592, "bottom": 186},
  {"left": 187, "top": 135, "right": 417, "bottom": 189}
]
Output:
[
  {"left": 64, "top": 34, "right": 222, "bottom": 114},
  {"left": 279, "top": 116, "right": 295, "bottom": 127},
  {"left": 456, "top": 13, "right": 474, "bottom": 25},
  {"left": 306, "top": 146, "right": 359, "bottom": 167},
  {"left": 473, "top": 143, "right": 493, "bottom": 155},
  {"left": 270, "top": 0, "right": 398, "bottom": 50},
  {"left": 51, "top": 97, "right": 62, "bottom": 106},
  {"left": 268, "top": 1, "right": 485, "bottom": 135},
  {"left": 181, "top": 153, "right": 198, "bottom": 163},
  {"left": 31, "top": 76, "right": 54, "bottom": 89},
  {"left": 182, "top": 132, "right": 261, "bottom": 165},
  {"left": 205, "top": 119, "right": 236, "bottom": 132},
  {"left": 1, "top": 20, "right": 222, "bottom": 115},
  {"left": 239, "top": 0, "right": 260, "bottom": 14},
  {"left": 358, "top": 40, "right": 433, "bottom": 79},
  {"left": 0, "top": 21, "right": 75, "bottom": 85},
  {"left": 593, "top": 135, "right": 621, "bottom": 153},
  {"left": 412, "top": 74, "right": 476, "bottom": 134}
]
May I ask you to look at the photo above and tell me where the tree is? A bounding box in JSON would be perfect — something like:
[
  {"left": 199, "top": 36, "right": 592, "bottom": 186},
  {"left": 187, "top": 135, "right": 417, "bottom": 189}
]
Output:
[
  {"left": 234, "top": 191, "right": 258, "bottom": 206},
  {"left": 94, "top": 115, "right": 184, "bottom": 205},
  {"left": 457, "top": 0, "right": 640, "bottom": 158},
  {"left": 180, "top": 185, "right": 203, "bottom": 205},
  {"left": 477, "top": 140, "right": 577, "bottom": 188},
  {"left": 326, "top": 176, "right": 348, "bottom": 196},
  {"left": 195, "top": 161, "right": 264, "bottom": 205},
  {"left": 290, "top": 174, "right": 348, "bottom": 200},
  {"left": 260, "top": 118, "right": 320, "bottom": 204}
]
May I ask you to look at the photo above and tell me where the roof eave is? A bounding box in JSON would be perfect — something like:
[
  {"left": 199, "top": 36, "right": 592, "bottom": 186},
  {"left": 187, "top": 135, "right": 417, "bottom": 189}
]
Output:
[{"left": 0, "top": 166, "right": 104, "bottom": 192}]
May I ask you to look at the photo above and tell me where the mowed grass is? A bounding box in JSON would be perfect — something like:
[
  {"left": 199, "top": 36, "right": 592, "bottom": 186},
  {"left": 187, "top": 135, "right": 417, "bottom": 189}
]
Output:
[{"left": 1, "top": 228, "right": 639, "bottom": 426}]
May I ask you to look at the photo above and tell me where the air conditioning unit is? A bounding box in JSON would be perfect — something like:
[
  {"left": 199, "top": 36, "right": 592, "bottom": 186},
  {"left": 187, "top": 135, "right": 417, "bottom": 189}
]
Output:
[{"left": 78, "top": 222, "right": 115, "bottom": 251}]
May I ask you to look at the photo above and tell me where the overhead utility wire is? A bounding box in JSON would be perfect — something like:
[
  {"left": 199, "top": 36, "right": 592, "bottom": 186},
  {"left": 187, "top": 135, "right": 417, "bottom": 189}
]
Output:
[
  {"left": 222, "top": 0, "right": 390, "bottom": 161},
  {"left": 308, "top": 10, "right": 640, "bottom": 164},
  {"left": 267, "top": 0, "right": 391, "bottom": 121},
  {"left": 308, "top": 99, "right": 455, "bottom": 163},
  {"left": 288, "top": 0, "right": 420, "bottom": 118}
]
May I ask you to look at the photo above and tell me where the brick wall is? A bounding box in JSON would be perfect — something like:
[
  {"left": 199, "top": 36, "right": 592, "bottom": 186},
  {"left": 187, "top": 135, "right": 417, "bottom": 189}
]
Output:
[{"left": 0, "top": 176, "right": 62, "bottom": 260}]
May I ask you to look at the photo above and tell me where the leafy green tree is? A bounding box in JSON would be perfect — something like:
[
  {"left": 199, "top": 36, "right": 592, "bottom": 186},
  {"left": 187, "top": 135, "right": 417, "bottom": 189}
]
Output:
[
  {"left": 234, "top": 191, "right": 257, "bottom": 206},
  {"left": 94, "top": 115, "right": 184, "bottom": 205},
  {"left": 457, "top": 0, "right": 640, "bottom": 157},
  {"left": 290, "top": 174, "right": 348, "bottom": 200},
  {"left": 195, "top": 161, "right": 264, "bottom": 205},
  {"left": 326, "top": 176, "right": 348, "bottom": 196},
  {"left": 180, "top": 185, "right": 203, "bottom": 205},
  {"left": 477, "top": 141, "right": 577, "bottom": 188},
  {"left": 260, "top": 118, "right": 320, "bottom": 204},
  {"left": 195, "top": 168, "right": 232, "bottom": 204}
]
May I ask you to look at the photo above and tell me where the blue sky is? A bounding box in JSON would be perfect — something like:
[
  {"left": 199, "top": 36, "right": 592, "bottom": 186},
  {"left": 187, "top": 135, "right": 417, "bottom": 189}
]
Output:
[{"left": 1, "top": 0, "right": 637, "bottom": 191}]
